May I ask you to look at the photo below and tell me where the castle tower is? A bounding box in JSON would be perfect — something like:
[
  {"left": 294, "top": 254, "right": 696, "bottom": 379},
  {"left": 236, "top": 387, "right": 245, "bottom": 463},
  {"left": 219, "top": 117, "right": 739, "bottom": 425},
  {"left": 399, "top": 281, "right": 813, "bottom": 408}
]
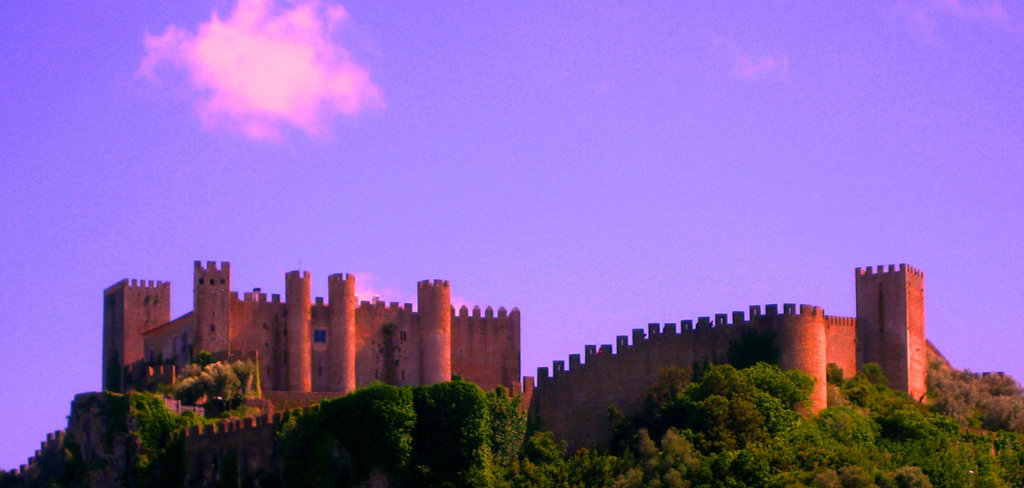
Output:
[
  {"left": 286, "top": 270, "right": 312, "bottom": 392},
  {"left": 193, "top": 261, "right": 231, "bottom": 355},
  {"left": 417, "top": 280, "right": 452, "bottom": 385},
  {"left": 327, "top": 273, "right": 357, "bottom": 393},
  {"left": 103, "top": 279, "right": 170, "bottom": 392},
  {"left": 776, "top": 305, "right": 828, "bottom": 412},
  {"left": 855, "top": 264, "right": 926, "bottom": 401}
]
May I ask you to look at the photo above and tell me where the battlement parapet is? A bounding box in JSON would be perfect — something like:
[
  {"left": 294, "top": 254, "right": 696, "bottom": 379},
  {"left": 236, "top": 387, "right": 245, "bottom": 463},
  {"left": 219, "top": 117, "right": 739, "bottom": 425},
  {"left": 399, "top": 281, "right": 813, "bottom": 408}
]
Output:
[
  {"left": 452, "top": 304, "right": 519, "bottom": 325},
  {"left": 328, "top": 273, "right": 355, "bottom": 283},
  {"left": 357, "top": 300, "right": 415, "bottom": 313},
  {"left": 825, "top": 315, "right": 856, "bottom": 328},
  {"left": 417, "top": 279, "right": 450, "bottom": 289},
  {"left": 194, "top": 260, "right": 229, "bottom": 272},
  {"left": 105, "top": 278, "right": 170, "bottom": 294},
  {"left": 856, "top": 263, "right": 923, "bottom": 279},
  {"left": 285, "top": 270, "right": 311, "bottom": 282},
  {"left": 534, "top": 302, "right": 831, "bottom": 386}
]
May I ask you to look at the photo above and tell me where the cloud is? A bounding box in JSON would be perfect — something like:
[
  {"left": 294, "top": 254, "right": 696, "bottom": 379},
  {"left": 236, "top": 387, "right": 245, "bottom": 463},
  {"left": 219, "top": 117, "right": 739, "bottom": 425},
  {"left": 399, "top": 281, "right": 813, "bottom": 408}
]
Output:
[
  {"left": 351, "top": 272, "right": 408, "bottom": 305},
  {"left": 139, "top": 0, "right": 382, "bottom": 141},
  {"left": 715, "top": 37, "right": 789, "bottom": 82},
  {"left": 893, "top": 0, "right": 1018, "bottom": 41}
]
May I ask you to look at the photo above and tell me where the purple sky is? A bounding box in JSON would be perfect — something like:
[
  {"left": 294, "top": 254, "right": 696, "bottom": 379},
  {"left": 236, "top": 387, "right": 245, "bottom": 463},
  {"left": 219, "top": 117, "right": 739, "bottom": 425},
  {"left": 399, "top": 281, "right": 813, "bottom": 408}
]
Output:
[{"left": 2, "top": 0, "right": 1023, "bottom": 470}]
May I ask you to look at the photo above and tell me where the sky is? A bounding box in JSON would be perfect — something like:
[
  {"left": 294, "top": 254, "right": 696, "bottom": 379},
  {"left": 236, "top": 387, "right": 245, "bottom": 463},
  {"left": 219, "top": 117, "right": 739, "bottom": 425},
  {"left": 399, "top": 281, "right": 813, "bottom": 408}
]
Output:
[{"left": 1, "top": 0, "right": 1023, "bottom": 470}]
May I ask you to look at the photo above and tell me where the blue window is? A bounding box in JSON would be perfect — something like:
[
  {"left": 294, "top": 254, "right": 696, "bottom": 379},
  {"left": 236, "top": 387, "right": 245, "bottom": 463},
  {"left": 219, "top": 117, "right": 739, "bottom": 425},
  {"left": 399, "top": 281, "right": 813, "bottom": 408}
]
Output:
[{"left": 313, "top": 329, "right": 327, "bottom": 343}]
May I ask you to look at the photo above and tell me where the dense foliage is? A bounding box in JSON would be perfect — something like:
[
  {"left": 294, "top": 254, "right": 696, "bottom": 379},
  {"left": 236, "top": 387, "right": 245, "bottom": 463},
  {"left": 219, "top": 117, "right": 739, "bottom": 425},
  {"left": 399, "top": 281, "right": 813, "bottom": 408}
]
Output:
[
  {"left": 497, "top": 363, "right": 1024, "bottom": 488},
  {"left": 277, "top": 380, "right": 526, "bottom": 487},
  {"left": 17, "top": 361, "right": 1024, "bottom": 487},
  {"left": 172, "top": 357, "right": 260, "bottom": 409}
]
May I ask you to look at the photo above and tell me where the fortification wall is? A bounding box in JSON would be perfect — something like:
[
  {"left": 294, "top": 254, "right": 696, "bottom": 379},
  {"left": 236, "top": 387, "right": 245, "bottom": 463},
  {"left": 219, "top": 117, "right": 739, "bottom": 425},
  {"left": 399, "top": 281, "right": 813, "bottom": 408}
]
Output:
[
  {"left": 529, "top": 304, "right": 831, "bottom": 451},
  {"left": 354, "top": 300, "right": 419, "bottom": 386},
  {"left": 142, "top": 311, "right": 193, "bottom": 369},
  {"left": 826, "top": 315, "right": 857, "bottom": 378},
  {"left": 229, "top": 292, "right": 286, "bottom": 391},
  {"left": 14, "top": 430, "right": 67, "bottom": 481},
  {"left": 179, "top": 413, "right": 281, "bottom": 487},
  {"left": 451, "top": 305, "right": 521, "bottom": 391}
]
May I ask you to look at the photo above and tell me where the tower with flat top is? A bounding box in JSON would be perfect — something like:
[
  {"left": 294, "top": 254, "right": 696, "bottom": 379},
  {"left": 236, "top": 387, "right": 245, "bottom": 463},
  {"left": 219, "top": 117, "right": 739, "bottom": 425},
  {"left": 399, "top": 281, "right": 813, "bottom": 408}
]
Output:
[{"left": 855, "top": 264, "right": 926, "bottom": 402}]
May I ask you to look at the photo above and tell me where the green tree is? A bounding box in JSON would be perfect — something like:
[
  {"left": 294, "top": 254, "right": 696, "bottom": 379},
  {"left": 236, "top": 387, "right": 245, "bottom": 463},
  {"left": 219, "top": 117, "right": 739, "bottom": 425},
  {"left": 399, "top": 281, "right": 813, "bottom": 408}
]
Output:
[{"left": 410, "top": 381, "right": 494, "bottom": 487}]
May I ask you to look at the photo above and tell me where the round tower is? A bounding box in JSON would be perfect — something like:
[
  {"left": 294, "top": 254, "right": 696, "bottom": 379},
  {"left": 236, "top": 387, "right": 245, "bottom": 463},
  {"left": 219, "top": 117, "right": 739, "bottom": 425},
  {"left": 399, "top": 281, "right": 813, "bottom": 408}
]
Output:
[
  {"left": 286, "top": 270, "right": 312, "bottom": 392},
  {"left": 777, "top": 304, "right": 828, "bottom": 412},
  {"left": 327, "top": 273, "right": 357, "bottom": 393},
  {"left": 417, "top": 279, "right": 451, "bottom": 385}
]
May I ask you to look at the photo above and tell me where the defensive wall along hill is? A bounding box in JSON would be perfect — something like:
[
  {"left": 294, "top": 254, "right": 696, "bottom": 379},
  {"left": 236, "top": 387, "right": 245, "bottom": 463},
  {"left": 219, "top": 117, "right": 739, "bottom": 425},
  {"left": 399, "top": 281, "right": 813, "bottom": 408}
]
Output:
[{"left": 527, "top": 264, "right": 926, "bottom": 450}]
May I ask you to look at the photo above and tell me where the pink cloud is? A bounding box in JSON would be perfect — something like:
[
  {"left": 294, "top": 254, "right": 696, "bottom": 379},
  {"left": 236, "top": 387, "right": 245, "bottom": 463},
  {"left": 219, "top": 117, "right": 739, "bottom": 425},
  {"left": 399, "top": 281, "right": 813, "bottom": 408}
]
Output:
[
  {"left": 351, "top": 272, "right": 408, "bottom": 306},
  {"left": 139, "top": 0, "right": 382, "bottom": 141},
  {"left": 714, "top": 37, "right": 789, "bottom": 82},
  {"left": 893, "top": 0, "right": 1018, "bottom": 41}
]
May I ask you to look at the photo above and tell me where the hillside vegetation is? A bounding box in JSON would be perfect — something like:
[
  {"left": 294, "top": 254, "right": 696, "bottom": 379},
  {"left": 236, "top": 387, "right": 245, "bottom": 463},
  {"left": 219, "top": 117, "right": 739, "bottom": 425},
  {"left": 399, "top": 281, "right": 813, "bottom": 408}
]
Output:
[{"left": 5, "top": 361, "right": 1024, "bottom": 488}]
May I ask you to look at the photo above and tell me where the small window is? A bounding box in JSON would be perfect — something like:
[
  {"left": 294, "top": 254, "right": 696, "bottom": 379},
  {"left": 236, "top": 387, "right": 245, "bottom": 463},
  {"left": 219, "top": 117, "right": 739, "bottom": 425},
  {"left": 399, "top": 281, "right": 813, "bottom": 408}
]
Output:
[
  {"left": 210, "top": 324, "right": 216, "bottom": 332},
  {"left": 220, "top": 279, "right": 225, "bottom": 284},
  {"left": 199, "top": 278, "right": 204, "bottom": 284},
  {"left": 400, "top": 331, "right": 407, "bottom": 341},
  {"left": 313, "top": 329, "right": 327, "bottom": 343}
]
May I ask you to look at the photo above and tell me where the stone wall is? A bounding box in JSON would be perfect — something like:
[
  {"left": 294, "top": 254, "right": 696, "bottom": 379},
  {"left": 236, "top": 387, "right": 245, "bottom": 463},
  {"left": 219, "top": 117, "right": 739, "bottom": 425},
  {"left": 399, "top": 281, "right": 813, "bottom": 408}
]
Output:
[{"left": 529, "top": 304, "right": 832, "bottom": 450}]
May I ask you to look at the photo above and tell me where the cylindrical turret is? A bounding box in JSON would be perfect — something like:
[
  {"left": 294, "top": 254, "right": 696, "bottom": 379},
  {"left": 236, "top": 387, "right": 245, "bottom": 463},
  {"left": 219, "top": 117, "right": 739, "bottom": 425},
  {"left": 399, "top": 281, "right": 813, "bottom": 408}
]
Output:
[
  {"left": 327, "top": 273, "right": 357, "bottom": 393},
  {"left": 286, "top": 271, "right": 312, "bottom": 392},
  {"left": 777, "top": 305, "right": 827, "bottom": 412},
  {"left": 417, "top": 279, "right": 451, "bottom": 385}
]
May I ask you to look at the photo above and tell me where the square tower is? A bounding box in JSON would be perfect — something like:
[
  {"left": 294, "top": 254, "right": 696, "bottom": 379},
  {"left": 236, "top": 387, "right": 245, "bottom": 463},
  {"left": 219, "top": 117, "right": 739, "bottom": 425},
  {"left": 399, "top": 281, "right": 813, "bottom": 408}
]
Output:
[
  {"left": 855, "top": 264, "right": 926, "bottom": 401},
  {"left": 102, "top": 279, "right": 170, "bottom": 392}
]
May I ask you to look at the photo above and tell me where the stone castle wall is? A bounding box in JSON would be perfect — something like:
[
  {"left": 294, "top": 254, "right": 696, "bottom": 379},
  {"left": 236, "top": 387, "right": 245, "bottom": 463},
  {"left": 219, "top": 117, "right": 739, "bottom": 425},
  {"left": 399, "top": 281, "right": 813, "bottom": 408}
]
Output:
[
  {"left": 528, "top": 304, "right": 839, "bottom": 450},
  {"left": 528, "top": 264, "right": 926, "bottom": 450}
]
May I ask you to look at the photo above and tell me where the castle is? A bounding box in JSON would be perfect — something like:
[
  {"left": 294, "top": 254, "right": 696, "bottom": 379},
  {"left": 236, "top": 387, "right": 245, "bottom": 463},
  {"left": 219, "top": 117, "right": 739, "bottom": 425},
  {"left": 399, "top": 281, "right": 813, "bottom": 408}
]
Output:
[
  {"left": 100, "top": 260, "right": 928, "bottom": 454},
  {"left": 103, "top": 261, "right": 521, "bottom": 397},
  {"left": 525, "top": 263, "right": 929, "bottom": 449}
]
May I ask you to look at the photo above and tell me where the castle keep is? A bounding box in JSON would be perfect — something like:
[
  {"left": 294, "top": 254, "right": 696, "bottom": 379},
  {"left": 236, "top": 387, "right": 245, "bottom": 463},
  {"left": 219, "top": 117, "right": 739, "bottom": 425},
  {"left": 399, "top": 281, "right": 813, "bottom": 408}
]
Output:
[
  {"left": 526, "top": 264, "right": 928, "bottom": 449},
  {"left": 103, "top": 261, "right": 521, "bottom": 395}
]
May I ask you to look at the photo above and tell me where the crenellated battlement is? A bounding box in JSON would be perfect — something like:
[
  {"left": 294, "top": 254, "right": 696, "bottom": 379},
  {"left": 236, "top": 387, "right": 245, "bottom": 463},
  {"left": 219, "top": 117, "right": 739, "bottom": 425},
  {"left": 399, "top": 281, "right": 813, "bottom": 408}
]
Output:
[
  {"left": 452, "top": 305, "right": 520, "bottom": 321},
  {"left": 285, "top": 270, "right": 311, "bottom": 282},
  {"left": 826, "top": 315, "right": 856, "bottom": 328},
  {"left": 534, "top": 302, "right": 832, "bottom": 385},
  {"left": 195, "top": 260, "right": 229, "bottom": 273},
  {"left": 417, "top": 279, "right": 450, "bottom": 289},
  {"left": 328, "top": 273, "right": 355, "bottom": 283},
  {"left": 357, "top": 300, "right": 414, "bottom": 313},
  {"left": 856, "top": 263, "right": 923, "bottom": 279},
  {"left": 105, "top": 278, "right": 170, "bottom": 294}
]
